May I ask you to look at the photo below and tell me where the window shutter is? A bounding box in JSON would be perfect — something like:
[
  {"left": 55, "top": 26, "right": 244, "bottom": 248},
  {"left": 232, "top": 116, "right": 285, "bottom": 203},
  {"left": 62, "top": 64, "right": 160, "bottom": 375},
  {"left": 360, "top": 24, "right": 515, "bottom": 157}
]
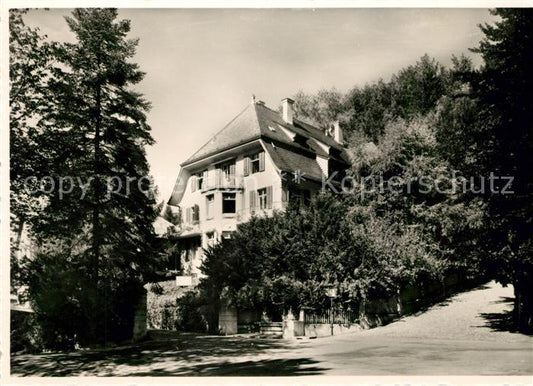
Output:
[
  {"left": 249, "top": 190, "right": 256, "bottom": 214},
  {"left": 266, "top": 186, "right": 273, "bottom": 209},
  {"left": 186, "top": 207, "right": 191, "bottom": 223},
  {"left": 202, "top": 170, "right": 208, "bottom": 187},
  {"left": 215, "top": 168, "right": 221, "bottom": 186},
  {"left": 281, "top": 188, "right": 288, "bottom": 203},
  {"left": 191, "top": 176, "right": 196, "bottom": 192},
  {"left": 259, "top": 151, "right": 265, "bottom": 172},
  {"left": 243, "top": 157, "right": 250, "bottom": 176},
  {"left": 229, "top": 163, "right": 235, "bottom": 177}
]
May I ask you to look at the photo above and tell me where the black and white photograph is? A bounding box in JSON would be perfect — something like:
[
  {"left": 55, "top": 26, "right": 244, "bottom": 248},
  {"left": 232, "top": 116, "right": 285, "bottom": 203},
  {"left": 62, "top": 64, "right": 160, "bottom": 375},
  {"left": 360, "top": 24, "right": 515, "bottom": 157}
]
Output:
[{"left": 3, "top": 1, "right": 533, "bottom": 381}]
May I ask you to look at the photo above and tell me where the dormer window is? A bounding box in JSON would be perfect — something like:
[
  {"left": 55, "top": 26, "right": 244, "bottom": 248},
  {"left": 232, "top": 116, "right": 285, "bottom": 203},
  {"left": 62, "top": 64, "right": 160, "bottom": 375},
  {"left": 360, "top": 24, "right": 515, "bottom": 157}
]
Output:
[
  {"left": 329, "top": 147, "right": 342, "bottom": 158},
  {"left": 278, "top": 125, "right": 296, "bottom": 141},
  {"left": 293, "top": 134, "right": 310, "bottom": 149}
]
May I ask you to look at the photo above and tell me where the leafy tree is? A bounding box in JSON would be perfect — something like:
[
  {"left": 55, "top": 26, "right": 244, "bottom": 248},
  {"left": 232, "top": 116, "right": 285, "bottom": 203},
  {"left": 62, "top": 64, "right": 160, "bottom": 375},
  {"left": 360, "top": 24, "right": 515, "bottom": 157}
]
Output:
[
  {"left": 294, "top": 55, "right": 452, "bottom": 144},
  {"left": 292, "top": 88, "right": 351, "bottom": 131},
  {"left": 199, "top": 192, "right": 449, "bottom": 322},
  {"left": 345, "top": 79, "right": 393, "bottom": 142},
  {"left": 467, "top": 9, "right": 533, "bottom": 333},
  {"left": 390, "top": 54, "right": 450, "bottom": 120},
  {"left": 350, "top": 114, "right": 486, "bottom": 280},
  {"left": 200, "top": 196, "right": 356, "bottom": 320},
  {"left": 9, "top": 10, "right": 54, "bottom": 259}
]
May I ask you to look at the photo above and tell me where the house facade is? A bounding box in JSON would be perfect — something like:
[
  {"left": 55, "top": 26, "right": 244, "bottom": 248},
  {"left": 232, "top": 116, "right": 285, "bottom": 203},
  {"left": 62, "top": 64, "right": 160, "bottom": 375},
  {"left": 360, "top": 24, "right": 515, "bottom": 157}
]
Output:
[{"left": 168, "top": 97, "right": 350, "bottom": 282}]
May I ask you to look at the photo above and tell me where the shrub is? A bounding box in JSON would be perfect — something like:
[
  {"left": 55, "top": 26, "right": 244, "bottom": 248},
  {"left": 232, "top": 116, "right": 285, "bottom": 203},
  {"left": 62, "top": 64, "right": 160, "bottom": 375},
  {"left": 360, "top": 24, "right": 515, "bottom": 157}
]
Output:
[
  {"left": 10, "top": 311, "right": 43, "bottom": 353},
  {"left": 199, "top": 193, "right": 446, "bottom": 319},
  {"left": 174, "top": 291, "right": 208, "bottom": 333},
  {"left": 147, "top": 281, "right": 184, "bottom": 330},
  {"left": 147, "top": 281, "right": 208, "bottom": 333},
  {"left": 24, "top": 247, "right": 146, "bottom": 350}
]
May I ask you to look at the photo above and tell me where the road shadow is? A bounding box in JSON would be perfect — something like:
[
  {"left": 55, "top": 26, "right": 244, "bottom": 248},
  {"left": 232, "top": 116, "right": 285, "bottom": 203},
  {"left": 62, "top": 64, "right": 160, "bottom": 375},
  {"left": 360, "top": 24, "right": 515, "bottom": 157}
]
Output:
[
  {"left": 479, "top": 309, "right": 517, "bottom": 333},
  {"left": 490, "top": 296, "right": 514, "bottom": 304},
  {"left": 11, "top": 331, "right": 328, "bottom": 376},
  {"left": 478, "top": 296, "right": 521, "bottom": 334},
  {"left": 133, "top": 358, "right": 326, "bottom": 376}
]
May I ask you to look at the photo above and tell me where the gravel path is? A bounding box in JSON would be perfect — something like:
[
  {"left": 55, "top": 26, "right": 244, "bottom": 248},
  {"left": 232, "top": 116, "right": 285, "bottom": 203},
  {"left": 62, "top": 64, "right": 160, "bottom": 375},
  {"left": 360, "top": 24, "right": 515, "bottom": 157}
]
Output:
[{"left": 356, "top": 281, "right": 527, "bottom": 342}]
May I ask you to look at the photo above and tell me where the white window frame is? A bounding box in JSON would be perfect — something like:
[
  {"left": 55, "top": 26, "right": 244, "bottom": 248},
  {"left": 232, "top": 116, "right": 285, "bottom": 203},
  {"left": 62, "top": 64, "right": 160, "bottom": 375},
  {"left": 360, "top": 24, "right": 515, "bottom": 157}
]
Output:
[
  {"left": 250, "top": 153, "right": 260, "bottom": 174},
  {"left": 258, "top": 188, "right": 268, "bottom": 210},
  {"left": 222, "top": 192, "right": 236, "bottom": 215}
]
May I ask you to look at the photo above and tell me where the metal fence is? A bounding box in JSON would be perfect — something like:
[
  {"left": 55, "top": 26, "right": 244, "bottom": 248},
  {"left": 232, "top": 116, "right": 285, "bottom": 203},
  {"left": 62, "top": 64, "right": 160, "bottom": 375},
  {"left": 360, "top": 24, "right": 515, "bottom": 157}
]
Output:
[{"left": 304, "top": 308, "right": 359, "bottom": 325}]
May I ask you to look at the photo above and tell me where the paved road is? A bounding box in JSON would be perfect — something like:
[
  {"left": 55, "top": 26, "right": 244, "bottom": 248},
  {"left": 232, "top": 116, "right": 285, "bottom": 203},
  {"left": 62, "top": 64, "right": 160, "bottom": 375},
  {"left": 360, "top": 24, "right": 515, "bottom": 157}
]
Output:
[{"left": 11, "top": 281, "right": 533, "bottom": 376}]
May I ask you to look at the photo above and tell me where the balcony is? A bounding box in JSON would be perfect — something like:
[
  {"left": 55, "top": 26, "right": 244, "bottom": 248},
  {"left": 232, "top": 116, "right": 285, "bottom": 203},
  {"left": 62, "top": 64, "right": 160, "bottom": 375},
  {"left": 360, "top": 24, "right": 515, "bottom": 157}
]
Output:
[{"left": 201, "top": 175, "right": 244, "bottom": 192}]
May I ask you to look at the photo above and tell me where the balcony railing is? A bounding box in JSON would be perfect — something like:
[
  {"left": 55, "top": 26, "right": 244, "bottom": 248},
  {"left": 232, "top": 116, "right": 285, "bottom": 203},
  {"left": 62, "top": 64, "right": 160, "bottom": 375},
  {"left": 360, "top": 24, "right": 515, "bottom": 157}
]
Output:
[{"left": 201, "top": 175, "right": 244, "bottom": 192}]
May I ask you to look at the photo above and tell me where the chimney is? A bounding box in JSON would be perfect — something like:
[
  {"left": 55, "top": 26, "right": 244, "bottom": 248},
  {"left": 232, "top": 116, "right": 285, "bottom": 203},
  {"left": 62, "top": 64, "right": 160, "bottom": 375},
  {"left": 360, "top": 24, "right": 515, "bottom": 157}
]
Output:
[
  {"left": 332, "top": 120, "right": 344, "bottom": 144},
  {"left": 281, "top": 98, "right": 294, "bottom": 125}
]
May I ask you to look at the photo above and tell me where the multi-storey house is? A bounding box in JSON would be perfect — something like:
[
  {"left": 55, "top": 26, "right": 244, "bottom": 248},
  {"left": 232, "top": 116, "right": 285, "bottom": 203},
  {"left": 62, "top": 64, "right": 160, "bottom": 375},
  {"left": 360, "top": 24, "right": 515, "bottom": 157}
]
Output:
[{"left": 168, "top": 96, "right": 350, "bottom": 283}]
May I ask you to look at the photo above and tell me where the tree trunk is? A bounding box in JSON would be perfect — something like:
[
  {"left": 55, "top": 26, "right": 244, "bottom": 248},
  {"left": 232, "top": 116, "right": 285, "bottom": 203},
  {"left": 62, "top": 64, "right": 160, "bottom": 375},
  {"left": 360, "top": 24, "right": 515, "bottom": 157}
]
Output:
[
  {"left": 513, "top": 280, "right": 533, "bottom": 334},
  {"left": 92, "top": 81, "right": 102, "bottom": 283},
  {"left": 91, "top": 70, "right": 103, "bottom": 344}
]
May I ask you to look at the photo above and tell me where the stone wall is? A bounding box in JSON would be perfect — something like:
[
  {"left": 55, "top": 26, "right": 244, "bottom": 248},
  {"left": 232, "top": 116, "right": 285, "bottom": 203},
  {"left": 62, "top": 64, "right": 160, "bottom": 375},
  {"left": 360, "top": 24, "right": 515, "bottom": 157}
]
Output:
[
  {"left": 219, "top": 305, "right": 238, "bottom": 335},
  {"left": 132, "top": 290, "right": 147, "bottom": 341},
  {"left": 294, "top": 320, "right": 305, "bottom": 337},
  {"left": 303, "top": 323, "right": 362, "bottom": 338}
]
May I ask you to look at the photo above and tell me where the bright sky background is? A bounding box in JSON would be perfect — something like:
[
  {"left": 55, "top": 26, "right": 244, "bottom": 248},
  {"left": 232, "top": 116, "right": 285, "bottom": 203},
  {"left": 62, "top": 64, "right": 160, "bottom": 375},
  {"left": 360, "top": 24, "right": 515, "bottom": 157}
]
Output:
[{"left": 23, "top": 8, "right": 496, "bottom": 202}]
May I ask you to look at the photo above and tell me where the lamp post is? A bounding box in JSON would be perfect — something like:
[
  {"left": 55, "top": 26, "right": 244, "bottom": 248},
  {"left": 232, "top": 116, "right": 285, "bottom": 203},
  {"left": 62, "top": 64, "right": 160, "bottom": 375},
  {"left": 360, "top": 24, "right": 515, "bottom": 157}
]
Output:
[{"left": 326, "top": 286, "right": 338, "bottom": 336}]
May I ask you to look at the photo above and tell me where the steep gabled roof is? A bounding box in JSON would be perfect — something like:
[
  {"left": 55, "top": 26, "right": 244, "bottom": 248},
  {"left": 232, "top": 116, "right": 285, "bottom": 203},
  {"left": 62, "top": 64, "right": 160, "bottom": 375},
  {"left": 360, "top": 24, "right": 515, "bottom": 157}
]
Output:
[
  {"left": 169, "top": 99, "right": 352, "bottom": 206},
  {"left": 182, "top": 104, "right": 261, "bottom": 166},
  {"left": 182, "top": 100, "right": 350, "bottom": 167}
]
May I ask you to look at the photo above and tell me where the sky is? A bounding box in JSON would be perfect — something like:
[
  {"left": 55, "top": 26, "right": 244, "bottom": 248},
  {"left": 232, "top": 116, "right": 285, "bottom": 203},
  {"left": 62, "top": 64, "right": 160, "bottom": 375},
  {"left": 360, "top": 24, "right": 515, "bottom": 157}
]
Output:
[{"left": 23, "top": 8, "right": 497, "bottom": 202}]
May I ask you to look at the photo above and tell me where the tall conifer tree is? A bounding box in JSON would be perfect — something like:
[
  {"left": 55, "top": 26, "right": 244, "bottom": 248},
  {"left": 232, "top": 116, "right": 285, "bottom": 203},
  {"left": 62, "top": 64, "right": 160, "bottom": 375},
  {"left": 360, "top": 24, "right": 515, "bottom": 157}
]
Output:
[
  {"left": 469, "top": 9, "right": 533, "bottom": 333},
  {"left": 25, "top": 8, "right": 161, "bottom": 345}
]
